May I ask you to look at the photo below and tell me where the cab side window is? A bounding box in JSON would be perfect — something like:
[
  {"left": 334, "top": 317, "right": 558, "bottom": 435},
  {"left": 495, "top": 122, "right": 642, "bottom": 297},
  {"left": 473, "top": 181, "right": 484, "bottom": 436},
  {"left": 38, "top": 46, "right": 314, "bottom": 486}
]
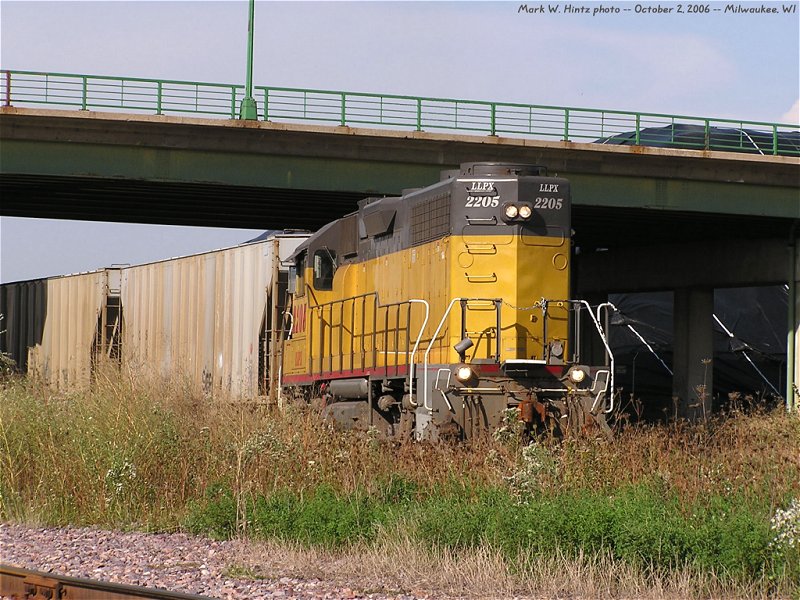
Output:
[
  {"left": 313, "top": 249, "right": 336, "bottom": 290},
  {"left": 295, "top": 255, "right": 306, "bottom": 297}
]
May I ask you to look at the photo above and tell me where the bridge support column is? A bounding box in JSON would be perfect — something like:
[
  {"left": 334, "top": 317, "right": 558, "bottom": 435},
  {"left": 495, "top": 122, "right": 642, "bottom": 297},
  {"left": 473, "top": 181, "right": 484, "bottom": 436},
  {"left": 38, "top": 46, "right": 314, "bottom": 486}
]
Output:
[
  {"left": 789, "top": 231, "right": 799, "bottom": 412},
  {"left": 672, "top": 287, "right": 714, "bottom": 420}
]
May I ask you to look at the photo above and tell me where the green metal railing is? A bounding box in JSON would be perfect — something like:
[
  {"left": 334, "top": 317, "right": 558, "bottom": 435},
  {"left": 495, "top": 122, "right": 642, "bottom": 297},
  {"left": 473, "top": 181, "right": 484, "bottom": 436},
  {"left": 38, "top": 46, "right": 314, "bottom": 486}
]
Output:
[{"left": 2, "top": 69, "right": 798, "bottom": 156}]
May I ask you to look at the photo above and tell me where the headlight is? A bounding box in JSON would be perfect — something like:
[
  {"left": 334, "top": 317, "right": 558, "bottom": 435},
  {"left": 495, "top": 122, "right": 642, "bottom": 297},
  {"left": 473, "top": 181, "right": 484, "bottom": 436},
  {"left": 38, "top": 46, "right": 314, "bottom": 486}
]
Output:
[
  {"left": 455, "top": 365, "right": 475, "bottom": 383},
  {"left": 518, "top": 205, "right": 532, "bottom": 219},
  {"left": 504, "top": 204, "right": 519, "bottom": 219},
  {"left": 569, "top": 368, "right": 586, "bottom": 383}
]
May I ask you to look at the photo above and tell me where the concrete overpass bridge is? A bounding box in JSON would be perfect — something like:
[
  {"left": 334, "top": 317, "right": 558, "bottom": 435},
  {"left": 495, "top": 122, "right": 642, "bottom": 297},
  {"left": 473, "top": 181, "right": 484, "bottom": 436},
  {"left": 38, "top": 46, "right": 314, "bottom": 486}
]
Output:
[{"left": 1, "top": 70, "right": 798, "bottom": 414}]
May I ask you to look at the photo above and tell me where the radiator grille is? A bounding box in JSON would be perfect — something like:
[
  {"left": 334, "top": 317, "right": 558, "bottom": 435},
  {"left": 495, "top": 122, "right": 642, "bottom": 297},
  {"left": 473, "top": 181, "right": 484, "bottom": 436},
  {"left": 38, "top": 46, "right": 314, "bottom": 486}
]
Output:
[{"left": 411, "top": 193, "right": 450, "bottom": 246}]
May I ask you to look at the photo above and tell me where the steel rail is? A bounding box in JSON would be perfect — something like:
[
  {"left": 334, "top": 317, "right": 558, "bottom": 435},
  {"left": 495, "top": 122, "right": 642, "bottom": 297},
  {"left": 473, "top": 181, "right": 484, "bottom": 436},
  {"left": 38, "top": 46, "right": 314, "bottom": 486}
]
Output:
[
  {"left": 1, "top": 69, "right": 797, "bottom": 156},
  {"left": 0, "top": 564, "right": 215, "bottom": 600}
]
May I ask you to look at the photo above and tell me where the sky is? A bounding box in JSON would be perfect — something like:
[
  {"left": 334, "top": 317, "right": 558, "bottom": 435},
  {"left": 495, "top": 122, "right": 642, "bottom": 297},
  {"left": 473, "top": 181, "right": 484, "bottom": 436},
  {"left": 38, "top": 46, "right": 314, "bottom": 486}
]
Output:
[{"left": 1, "top": 0, "right": 799, "bottom": 283}]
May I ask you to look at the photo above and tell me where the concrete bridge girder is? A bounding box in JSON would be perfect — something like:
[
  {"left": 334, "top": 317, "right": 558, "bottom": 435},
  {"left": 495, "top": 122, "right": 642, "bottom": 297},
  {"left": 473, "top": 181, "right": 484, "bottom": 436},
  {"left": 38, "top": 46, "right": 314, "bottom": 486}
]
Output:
[{"left": 1, "top": 107, "right": 799, "bottom": 217}]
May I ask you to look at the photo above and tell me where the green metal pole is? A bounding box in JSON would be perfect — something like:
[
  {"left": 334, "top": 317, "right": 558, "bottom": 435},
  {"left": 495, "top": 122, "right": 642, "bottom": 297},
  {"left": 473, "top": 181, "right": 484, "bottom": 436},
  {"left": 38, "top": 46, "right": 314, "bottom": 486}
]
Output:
[
  {"left": 239, "top": 0, "right": 258, "bottom": 120},
  {"left": 773, "top": 124, "right": 778, "bottom": 156}
]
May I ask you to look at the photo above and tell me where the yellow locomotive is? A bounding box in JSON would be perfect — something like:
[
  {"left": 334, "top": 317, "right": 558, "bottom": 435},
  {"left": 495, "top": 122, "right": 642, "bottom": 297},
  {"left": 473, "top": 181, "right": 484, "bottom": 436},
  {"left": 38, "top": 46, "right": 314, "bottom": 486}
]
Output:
[{"left": 281, "top": 163, "right": 613, "bottom": 440}]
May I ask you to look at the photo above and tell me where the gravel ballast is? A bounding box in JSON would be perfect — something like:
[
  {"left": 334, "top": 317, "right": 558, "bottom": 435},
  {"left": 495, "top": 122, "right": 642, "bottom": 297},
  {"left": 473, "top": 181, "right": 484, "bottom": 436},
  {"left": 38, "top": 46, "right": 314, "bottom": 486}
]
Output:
[{"left": 0, "top": 523, "right": 433, "bottom": 600}]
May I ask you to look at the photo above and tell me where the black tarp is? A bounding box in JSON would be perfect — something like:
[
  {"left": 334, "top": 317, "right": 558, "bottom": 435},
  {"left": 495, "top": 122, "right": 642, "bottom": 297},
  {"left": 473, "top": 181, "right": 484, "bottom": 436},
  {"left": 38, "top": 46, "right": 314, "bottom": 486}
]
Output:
[
  {"left": 608, "top": 286, "right": 788, "bottom": 418},
  {"left": 597, "top": 123, "right": 800, "bottom": 155}
]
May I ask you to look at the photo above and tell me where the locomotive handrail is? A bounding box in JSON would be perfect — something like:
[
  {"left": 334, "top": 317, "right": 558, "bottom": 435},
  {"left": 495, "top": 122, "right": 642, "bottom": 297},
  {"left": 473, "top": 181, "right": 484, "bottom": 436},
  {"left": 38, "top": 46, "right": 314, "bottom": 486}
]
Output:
[
  {"left": 591, "top": 301, "right": 617, "bottom": 414},
  {"left": 539, "top": 299, "right": 616, "bottom": 414},
  {"left": 406, "top": 299, "right": 430, "bottom": 409},
  {"left": 2, "top": 69, "right": 797, "bottom": 156},
  {"left": 308, "top": 292, "right": 428, "bottom": 382},
  {"left": 284, "top": 310, "right": 294, "bottom": 339},
  {"left": 423, "top": 298, "right": 463, "bottom": 411},
  {"left": 422, "top": 297, "right": 502, "bottom": 412},
  {"left": 308, "top": 292, "right": 374, "bottom": 376}
]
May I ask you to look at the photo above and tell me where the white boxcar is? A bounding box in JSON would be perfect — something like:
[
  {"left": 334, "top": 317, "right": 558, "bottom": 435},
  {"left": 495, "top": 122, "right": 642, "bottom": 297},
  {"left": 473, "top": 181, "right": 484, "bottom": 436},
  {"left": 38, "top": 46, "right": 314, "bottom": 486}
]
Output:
[{"left": 3, "top": 232, "right": 309, "bottom": 398}]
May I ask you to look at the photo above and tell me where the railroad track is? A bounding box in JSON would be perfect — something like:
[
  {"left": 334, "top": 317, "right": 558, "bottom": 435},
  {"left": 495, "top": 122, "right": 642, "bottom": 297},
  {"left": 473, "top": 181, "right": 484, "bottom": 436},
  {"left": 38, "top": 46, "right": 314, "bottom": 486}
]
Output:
[{"left": 1, "top": 565, "right": 214, "bottom": 600}]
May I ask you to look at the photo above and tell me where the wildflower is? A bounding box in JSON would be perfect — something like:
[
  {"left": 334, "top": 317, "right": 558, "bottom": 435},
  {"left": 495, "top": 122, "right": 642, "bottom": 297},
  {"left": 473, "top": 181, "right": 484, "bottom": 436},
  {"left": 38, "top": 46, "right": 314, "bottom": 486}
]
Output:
[
  {"left": 770, "top": 498, "right": 800, "bottom": 553},
  {"left": 505, "top": 443, "right": 558, "bottom": 503},
  {"left": 104, "top": 459, "right": 137, "bottom": 504},
  {"left": 492, "top": 408, "right": 525, "bottom": 445}
]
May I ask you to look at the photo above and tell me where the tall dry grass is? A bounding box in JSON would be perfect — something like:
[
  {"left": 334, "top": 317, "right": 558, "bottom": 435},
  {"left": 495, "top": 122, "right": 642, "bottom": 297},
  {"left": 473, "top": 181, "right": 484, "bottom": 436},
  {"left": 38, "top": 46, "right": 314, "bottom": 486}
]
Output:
[
  {"left": 0, "top": 366, "right": 506, "bottom": 524},
  {"left": 1, "top": 367, "right": 798, "bottom": 598}
]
